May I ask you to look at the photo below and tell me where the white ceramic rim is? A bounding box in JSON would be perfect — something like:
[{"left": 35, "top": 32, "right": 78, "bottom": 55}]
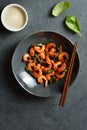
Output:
[{"left": 1, "top": 4, "right": 28, "bottom": 32}]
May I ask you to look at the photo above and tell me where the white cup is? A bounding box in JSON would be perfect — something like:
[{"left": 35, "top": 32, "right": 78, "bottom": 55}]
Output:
[{"left": 1, "top": 4, "right": 28, "bottom": 32}]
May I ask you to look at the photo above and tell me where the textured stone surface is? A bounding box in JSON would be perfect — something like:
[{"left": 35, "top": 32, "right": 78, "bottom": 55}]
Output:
[{"left": 0, "top": 0, "right": 87, "bottom": 130}]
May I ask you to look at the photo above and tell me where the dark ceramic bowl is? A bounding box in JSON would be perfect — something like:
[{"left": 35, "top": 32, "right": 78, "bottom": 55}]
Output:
[{"left": 12, "top": 31, "right": 80, "bottom": 97}]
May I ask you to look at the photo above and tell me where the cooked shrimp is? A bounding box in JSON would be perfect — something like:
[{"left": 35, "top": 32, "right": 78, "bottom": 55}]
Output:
[
  {"left": 53, "top": 61, "right": 62, "bottom": 71},
  {"left": 55, "top": 71, "right": 65, "bottom": 79},
  {"left": 32, "top": 68, "right": 42, "bottom": 78},
  {"left": 27, "top": 62, "right": 35, "bottom": 71},
  {"left": 28, "top": 59, "right": 34, "bottom": 63},
  {"left": 48, "top": 49, "right": 56, "bottom": 57},
  {"left": 29, "top": 47, "right": 35, "bottom": 56},
  {"left": 41, "top": 63, "right": 52, "bottom": 71},
  {"left": 46, "top": 71, "right": 55, "bottom": 80},
  {"left": 53, "top": 61, "right": 66, "bottom": 72},
  {"left": 59, "top": 44, "right": 63, "bottom": 52},
  {"left": 58, "top": 52, "right": 69, "bottom": 63},
  {"left": 58, "top": 62, "right": 66, "bottom": 72},
  {"left": 37, "top": 75, "right": 48, "bottom": 87},
  {"left": 22, "top": 42, "right": 69, "bottom": 87},
  {"left": 50, "top": 48, "right": 56, "bottom": 53},
  {"left": 22, "top": 54, "right": 31, "bottom": 62},
  {"left": 38, "top": 52, "right": 45, "bottom": 59},
  {"left": 34, "top": 63, "right": 41, "bottom": 70},
  {"left": 34, "top": 44, "right": 45, "bottom": 53},
  {"left": 45, "top": 53, "right": 54, "bottom": 64},
  {"left": 45, "top": 43, "right": 56, "bottom": 52}
]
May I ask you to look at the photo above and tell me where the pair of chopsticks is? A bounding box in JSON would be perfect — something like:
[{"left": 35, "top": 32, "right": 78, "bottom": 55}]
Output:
[{"left": 59, "top": 42, "right": 78, "bottom": 107}]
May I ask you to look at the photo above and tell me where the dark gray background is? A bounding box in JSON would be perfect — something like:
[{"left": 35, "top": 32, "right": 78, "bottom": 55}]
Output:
[{"left": 0, "top": 0, "right": 87, "bottom": 130}]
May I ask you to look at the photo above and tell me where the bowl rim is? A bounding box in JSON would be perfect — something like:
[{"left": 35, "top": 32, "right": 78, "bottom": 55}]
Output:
[
  {"left": 11, "top": 31, "right": 80, "bottom": 97},
  {"left": 1, "top": 3, "right": 28, "bottom": 32}
]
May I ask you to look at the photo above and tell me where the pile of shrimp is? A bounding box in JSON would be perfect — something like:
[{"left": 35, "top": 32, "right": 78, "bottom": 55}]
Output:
[{"left": 22, "top": 42, "right": 69, "bottom": 87}]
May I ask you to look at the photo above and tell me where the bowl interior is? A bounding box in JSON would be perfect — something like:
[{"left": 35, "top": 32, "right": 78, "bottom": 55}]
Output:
[{"left": 12, "top": 31, "right": 80, "bottom": 97}]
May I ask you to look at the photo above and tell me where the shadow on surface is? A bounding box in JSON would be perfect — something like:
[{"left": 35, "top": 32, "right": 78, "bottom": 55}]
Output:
[{"left": 0, "top": 14, "right": 12, "bottom": 36}]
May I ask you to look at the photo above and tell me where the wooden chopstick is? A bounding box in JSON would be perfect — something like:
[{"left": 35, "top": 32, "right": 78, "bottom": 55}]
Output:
[{"left": 59, "top": 42, "right": 78, "bottom": 107}]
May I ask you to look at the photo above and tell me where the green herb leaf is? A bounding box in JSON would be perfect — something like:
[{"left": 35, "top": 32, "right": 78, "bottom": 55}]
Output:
[
  {"left": 52, "top": 1, "right": 71, "bottom": 17},
  {"left": 49, "top": 76, "right": 56, "bottom": 84},
  {"left": 51, "top": 76, "right": 56, "bottom": 82},
  {"left": 65, "top": 15, "right": 81, "bottom": 36},
  {"left": 35, "top": 43, "right": 42, "bottom": 46},
  {"left": 56, "top": 46, "right": 60, "bottom": 51},
  {"left": 37, "top": 57, "right": 43, "bottom": 64},
  {"left": 54, "top": 55, "right": 58, "bottom": 62},
  {"left": 49, "top": 79, "right": 53, "bottom": 84},
  {"left": 64, "top": 68, "right": 68, "bottom": 72},
  {"left": 47, "top": 69, "right": 54, "bottom": 74},
  {"left": 25, "top": 67, "right": 32, "bottom": 74}
]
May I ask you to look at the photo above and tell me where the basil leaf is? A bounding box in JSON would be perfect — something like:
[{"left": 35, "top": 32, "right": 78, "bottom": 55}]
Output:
[
  {"left": 65, "top": 15, "right": 81, "bottom": 36},
  {"left": 52, "top": 1, "right": 71, "bottom": 17}
]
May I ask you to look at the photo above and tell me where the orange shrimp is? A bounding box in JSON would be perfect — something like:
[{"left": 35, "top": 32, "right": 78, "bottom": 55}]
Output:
[
  {"left": 34, "top": 44, "right": 45, "bottom": 53},
  {"left": 28, "top": 59, "right": 34, "bottom": 63},
  {"left": 22, "top": 54, "right": 31, "bottom": 62},
  {"left": 41, "top": 63, "right": 52, "bottom": 71},
  {"left": 29, "top": 47, "right": 35, "bottom": 56},
  {"left": 55, "top": 71, "right": 65, "bottom": 79},
  {"left": 34, "top": 63, "right": 41, "bottom": 70},
  {"left": 48, "top": 49, "right": 56, "bottom": 57},
  {"left": 37, "top": 75, "right": 48, "bottom": 87},
  {"left": 27, "top": 62, "right": 35, "bottom": 71},
  {"left": 58, "top": 62, "right": 66, "bottom": 72},
  {"left": 45, "top": 43, "right": 56, "bottom": 52},
  {"left": 53, "top": 61, "right": 66, "bottom": 72},
  {"left": 59, "top": 44, "right": 63, "bottom": 52},
  {"left": 53, "top": 61, "right": 62, "bottom": 71},
  {"left": 38, "top": 52, "right": 45, "bottom": 59},
  {"left": 45, "top": 53, "right": 54, "bottom": 64},
  {"left": 46, "top": 71, "right": 55, "bottom": 80},
  {"left": 32, "top": 68, "right": 42, "bottom": 78},
  {"left": 58, "top": 52, "right": 69, "bottom": 63},
  {"left": 22, "top": 42, "right": 69, "bottom": 87},
  {"left": 49, "top": 48, "right": 56, "bottom": 53}
]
